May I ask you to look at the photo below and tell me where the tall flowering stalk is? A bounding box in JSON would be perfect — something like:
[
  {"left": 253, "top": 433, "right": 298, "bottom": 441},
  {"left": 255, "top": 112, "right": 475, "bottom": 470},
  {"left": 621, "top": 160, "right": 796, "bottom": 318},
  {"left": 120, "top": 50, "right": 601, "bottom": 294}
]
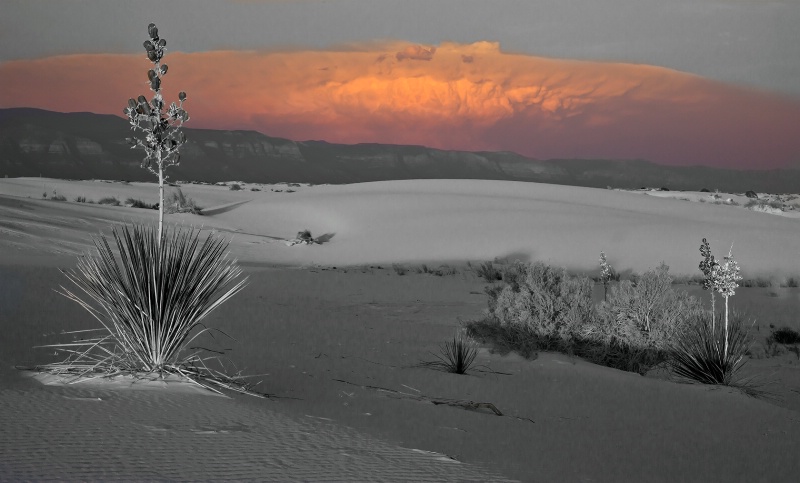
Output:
[
  {"left": 714, "top": 245, "right": 742, "bottom": 356},
  {"left": 599, "top": 251, "right": 615, "bottom": 302},
  {"left": 123, "top": 23, "right": 189, "bottom": 244},
  {"left": 699, "top": 238, "right": 719, "bottom": 331}
]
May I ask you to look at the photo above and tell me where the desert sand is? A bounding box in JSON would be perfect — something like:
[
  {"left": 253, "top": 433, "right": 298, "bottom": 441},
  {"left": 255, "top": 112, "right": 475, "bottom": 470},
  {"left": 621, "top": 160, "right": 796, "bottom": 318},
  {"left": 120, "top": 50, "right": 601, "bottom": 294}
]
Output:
[{"left": 1, "top": 177, "right": 800, "bottom": 481}]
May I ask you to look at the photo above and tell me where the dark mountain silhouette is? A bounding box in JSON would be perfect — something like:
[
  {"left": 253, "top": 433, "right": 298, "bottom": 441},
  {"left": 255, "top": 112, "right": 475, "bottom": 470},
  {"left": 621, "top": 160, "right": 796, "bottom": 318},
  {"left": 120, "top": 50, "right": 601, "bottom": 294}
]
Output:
[{"left": 2, "top": 108, "right": 798, "bottom": 192}]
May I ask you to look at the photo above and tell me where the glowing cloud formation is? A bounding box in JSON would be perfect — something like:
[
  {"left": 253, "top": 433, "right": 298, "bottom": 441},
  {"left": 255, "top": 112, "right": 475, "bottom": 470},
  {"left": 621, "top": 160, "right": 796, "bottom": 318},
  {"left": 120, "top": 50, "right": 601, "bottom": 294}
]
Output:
[{"left": 2, "top": 41, "right": 799, "bottom": 168}]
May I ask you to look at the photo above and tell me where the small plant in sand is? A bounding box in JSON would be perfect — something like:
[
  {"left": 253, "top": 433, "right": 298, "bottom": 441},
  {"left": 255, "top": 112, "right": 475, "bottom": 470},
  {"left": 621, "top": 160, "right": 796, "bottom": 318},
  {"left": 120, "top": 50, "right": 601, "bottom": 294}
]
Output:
[
  {"left": 123, "top": 23, "right": 189, "bottom": 243},
  {"left": 297, "top": 229, "right": 315, "bottom": 244},
  {"left": 98, "top": 196, "right": 121, "bottom": 206},
  {"left": 420, "top": 331, "right": 480, "bottom": 375},
  {"left": 164, "top": 188, "right": 201, "bottom": 214},
  {"left": 36, "top": 224, "right": 258, "bottom": 395}
]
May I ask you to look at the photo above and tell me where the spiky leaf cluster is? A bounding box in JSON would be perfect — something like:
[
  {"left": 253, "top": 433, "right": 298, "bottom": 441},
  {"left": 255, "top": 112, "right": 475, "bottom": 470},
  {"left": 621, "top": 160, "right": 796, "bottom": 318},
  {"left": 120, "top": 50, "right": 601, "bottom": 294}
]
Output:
[{"left": 123, "top": 23, "right": 189, "bottom": 177}]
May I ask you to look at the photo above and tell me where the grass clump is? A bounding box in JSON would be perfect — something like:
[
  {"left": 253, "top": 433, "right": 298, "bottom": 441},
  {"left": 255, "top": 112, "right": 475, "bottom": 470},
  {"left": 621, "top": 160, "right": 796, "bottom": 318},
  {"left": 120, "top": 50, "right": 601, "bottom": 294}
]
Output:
[
  {"left": 34, "top": 224, "right": 259, "bottom": 396},
  {"left": 74, "top": 196, "right": 88, "bottom": 203},
  {"left": 98, "top": 196, "right": 121, "bottom": 206},
  {"left": 126, "top": 198, "right": 155, "bottom": 209},
  {"left": 164, "top": 188, "right": 202, "bottom": 214},
  {"left": 420, "top": 331, "right": 480, "bottom": 374}
]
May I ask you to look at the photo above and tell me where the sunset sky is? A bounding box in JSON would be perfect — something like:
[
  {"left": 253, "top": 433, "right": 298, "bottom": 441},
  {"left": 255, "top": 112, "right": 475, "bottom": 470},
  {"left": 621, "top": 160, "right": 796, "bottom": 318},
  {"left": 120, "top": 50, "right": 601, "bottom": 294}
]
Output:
[{"left": 2, "top": 0, "right": 800, "bottom": 169}]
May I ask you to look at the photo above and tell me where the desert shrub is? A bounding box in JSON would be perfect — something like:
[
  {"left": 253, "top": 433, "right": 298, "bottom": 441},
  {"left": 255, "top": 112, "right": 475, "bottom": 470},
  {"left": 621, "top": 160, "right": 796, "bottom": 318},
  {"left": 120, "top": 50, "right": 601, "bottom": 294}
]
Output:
[
  {"left": 164, "top": 188, "right": 201, "bottom": 214},
  {"left": 745, "top": 199, "right": 783, "bottom": 210},
  {"left": 770, "top": 326, "right": 800, "bottom": 345},
  {"left": 783, "top": 277, "right": 799, "bottom": 288},
  {"left": 98, "top": 196, "right": 121, "bottom": 206},
  {"left": 433, "top": 265, "right": 457, "bottom": 276},
  {"left": 419, "top": 332, "right": 480, "bottom": 374},
  {"left": 589, "top": 263, "right": 705, "bottom": 351},
  {"left": 475, "top": 261, "right": 503, "bottom": 282},
  {"left": 471, "top": 261, "right": 714, "bottom": 375},
  {"left": 37, "top": 224, "right": 255, "bottom": 395},
  {"left": 74, "top": 196, "right": 87, "bottom": 203},
  {"left": 742, "top": 277, "right": 772, "bottom": 288},
  {"left": 50, "top": 194, "right": 67, "bottom": 201},
  {"left": 392, "top": 263, "right": 407, "bottom": 275},
  {"left": 670, "top": 312, "right": 753, "bottom": 389},
  {"left": 489, "top": 261, "right": 595, "bottom": 341},
  {"left": 229, "top": 183, "right": 242, "bottom": 191},
  {"left": 250, "top": 187, "right": 261, "bottom": 191},
  {"left": 126, "top": 198, "right": 155, "bottom": 209}
]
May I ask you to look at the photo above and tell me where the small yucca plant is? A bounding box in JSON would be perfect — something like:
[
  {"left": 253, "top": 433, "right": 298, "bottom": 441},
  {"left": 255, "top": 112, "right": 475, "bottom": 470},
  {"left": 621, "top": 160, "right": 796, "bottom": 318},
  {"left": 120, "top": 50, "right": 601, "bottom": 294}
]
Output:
[
  {"left": 420, "top": 332, "right": 480, "bottom": 375},
  {"left": 36, "top": 224, "right": 256, "bottom": 395},
  {"left": 670, "top": 312, "right": 750, "bottom": 387}
]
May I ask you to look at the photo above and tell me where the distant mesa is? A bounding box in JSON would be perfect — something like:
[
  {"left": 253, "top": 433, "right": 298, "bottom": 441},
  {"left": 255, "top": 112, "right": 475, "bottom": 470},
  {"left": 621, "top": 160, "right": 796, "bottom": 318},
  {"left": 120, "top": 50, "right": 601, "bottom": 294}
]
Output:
[{"left": 1, "top": 108, "right": 800, "bottom": 194}]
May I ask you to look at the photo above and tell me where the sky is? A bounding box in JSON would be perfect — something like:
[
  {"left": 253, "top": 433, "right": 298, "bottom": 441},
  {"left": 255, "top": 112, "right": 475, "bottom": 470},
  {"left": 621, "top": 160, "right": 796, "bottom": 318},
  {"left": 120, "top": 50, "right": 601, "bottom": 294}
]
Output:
[{"left": 2, "top": 0, "right": 800, "bottom": 169}]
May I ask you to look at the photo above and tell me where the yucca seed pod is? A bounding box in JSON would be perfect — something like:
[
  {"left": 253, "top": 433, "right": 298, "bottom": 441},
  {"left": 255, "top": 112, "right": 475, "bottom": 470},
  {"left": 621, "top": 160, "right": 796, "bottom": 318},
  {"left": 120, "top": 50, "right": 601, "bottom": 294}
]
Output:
[
  {"left": 137, "top": 95, "right": 147, "bottom": 104},
  {"left": 147, "top": 50, "right": 158, "bottom": 62},
  {"left": 158, "top": 38, "right": 166, "bottom": 47},
  {"left": 178, "top": 91, "right": 186, "bottom": 101},
  {"left": 160, "top": 64, "right": 168, "bottom": 75},
  {"left": 147, "top": 69, "right": 157, "bottom": 81},
  {"left": 150, "top": 78, "right": 161, "bottom": 90},
  {"left": 128, "top": 98, "right": 137, "bottom": 109},
  {"left": 148, "top": 23, "right": 158, "bottom": 38},
  {"left": 144, "top": 40, "right": 154, "bottom": 51}
]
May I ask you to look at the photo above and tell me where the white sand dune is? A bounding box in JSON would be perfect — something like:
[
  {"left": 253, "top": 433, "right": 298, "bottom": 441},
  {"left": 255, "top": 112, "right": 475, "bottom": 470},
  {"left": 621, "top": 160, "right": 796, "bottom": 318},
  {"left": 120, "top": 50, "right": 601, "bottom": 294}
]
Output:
[
  {"left": 208, "top": 179, "right": 800, "bottom": 278},
  {"left": 2, "top": 177, "right": 800, "bottom": 481}
]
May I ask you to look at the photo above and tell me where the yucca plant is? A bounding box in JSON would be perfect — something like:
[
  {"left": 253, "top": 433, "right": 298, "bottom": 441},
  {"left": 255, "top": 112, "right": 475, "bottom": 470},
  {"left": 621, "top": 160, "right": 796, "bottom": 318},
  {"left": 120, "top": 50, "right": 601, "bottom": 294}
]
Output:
[
  {"left": 420, "top": 332, "right": 480, "bottom": 375},
  {"left": 35, "top": 224, "right": 258, "bottom": 396}
]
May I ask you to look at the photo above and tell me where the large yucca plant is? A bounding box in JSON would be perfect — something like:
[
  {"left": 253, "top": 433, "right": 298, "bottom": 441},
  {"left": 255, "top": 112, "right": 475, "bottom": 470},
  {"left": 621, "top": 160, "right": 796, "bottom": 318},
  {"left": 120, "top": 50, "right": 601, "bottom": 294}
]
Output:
[{"left": 36, "top": 224, "right": 256, "bottom": 395}]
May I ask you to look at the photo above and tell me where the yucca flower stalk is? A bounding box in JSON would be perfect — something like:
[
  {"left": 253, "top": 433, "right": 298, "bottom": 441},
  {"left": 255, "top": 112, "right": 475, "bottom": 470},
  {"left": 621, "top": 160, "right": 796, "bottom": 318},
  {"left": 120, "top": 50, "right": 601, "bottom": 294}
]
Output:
[
  {"left": 599, "top": 251, "right": 615, "bottom": 302},
  {"left": 36, "top": 224, "right": 256, "bottom": 395},
  {"left": 714, "top": 245, "right": 742, "bottom": 356},
  {"left": 698, "top": 238, "right": 719, "bottom": 331},
  {"left": 123, "top": 23, "right": 189, "bottom": 244}
]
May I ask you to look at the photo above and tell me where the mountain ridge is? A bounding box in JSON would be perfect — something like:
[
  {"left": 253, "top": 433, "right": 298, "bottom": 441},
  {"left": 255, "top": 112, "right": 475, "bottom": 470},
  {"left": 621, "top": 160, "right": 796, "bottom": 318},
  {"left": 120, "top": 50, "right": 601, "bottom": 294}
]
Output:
[{"left": 1, "top": 108, "right": 797, "bottom": 192}]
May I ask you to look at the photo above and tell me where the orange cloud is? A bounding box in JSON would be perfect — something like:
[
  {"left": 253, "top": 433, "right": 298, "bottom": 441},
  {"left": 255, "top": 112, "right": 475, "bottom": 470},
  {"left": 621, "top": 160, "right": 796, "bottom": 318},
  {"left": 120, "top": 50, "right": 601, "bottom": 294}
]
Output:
[
  {"left": 395, "top": 45, "right": 436, "bottom": 62},
  {"left": 2, "top": 41, "right": 799, "bottom": 168}
]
